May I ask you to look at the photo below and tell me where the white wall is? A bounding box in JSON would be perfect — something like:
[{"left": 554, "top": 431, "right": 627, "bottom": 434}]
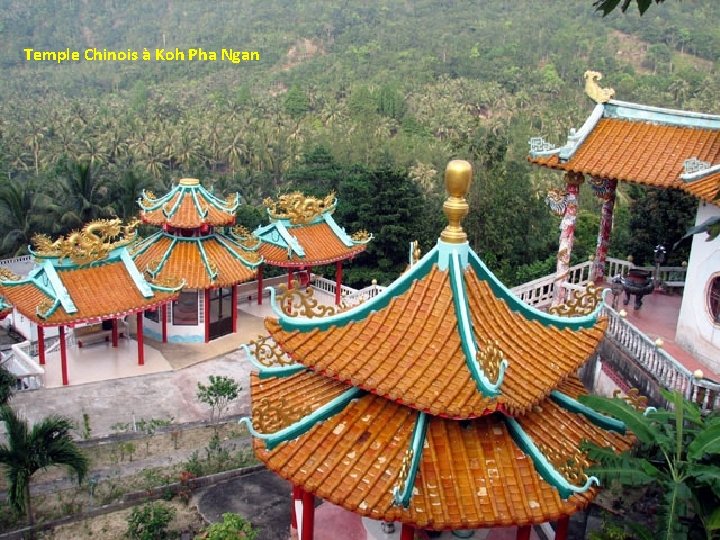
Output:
[{"left": 676, "top": 201, "right": 720, "bottom": 373}]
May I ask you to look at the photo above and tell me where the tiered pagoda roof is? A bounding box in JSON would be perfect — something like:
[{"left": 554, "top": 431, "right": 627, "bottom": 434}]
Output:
[
  {"left": 132, "top": 179, "right": 261, "bottom": 288},
  {"left": 0, "top": 219, "right": 181, "bottom": 326},
  {"left": 240, "top": 161, "right": 633, "bottom": 531},
  {"left": 255, "top": 192, "right": 371, "bottom": 267},
  {"left": 529, "top": 71, "right": 720, "bottom": 202}
]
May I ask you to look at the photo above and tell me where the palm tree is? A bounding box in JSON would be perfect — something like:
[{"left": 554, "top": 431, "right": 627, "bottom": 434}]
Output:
[
  {"left": 0, "top": 406, "right": 89, "bottom": 525},
  {"left": 0, "top": 179, "right": 56, "bottom": 257}
]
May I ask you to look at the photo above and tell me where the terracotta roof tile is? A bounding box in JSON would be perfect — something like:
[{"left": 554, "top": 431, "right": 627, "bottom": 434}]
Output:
[
  {"left": 134, "top": 235, "right": 256, "bottom": 289},
  {"left": 266, "top": 266, "right": 606, "bottom": 417},
  {"left": 529, "top": 118, "right": 720, "bottom": 202},
  {"left": 259, "top": 223, "right": 366, "bottom": 267},
  {"left": 0, "top": 262, "right": 177, "bottom": 326},
  {"left": 140, "top": 183, "right": 237, "bottom": 228},
  {"left": 251, "top": 372, "right": 632, "bottom": 529}
]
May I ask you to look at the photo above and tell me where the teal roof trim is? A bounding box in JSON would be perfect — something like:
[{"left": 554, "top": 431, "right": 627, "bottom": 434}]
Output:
[
  {"left": 36, "top": 298, "right": 61, "bottom": 319},
  {"left": 195, "top": 239, "right": 218, "bottom": 281},
  {"left": 323, "top": 214, "right": 356, "bottom": 247},
  {"left": 137, "top": 188, "right": 175, "bottom": 211},
  {"left": 163, "top": 188, "right": 185, "bottom": 218},
  {"left": 41, "top": 261, "right": 76, "bottom": 314},
  {"left": 254, "top": 222, "right": 305, "bottom": 257},
  {"left": 119, "top": 248, "right": 153, "bottom": 298},
  {"left": 605, "top": 99, "right": 720, "bottom": 130},
  {"left": 449, "top": 250, "right": 505, "bottom": 397},
  {"left": 240, "top": 343, "right": 306, "bottom": 379},
  {"left": 273, "top": 246, "right": 439, "bottom": 332},
  {"left": 128, "top": 232, "right": 163, "bottom": 259},
  {"left": 392, "top": 411, "right": 428, "bottom": 507},
  {"left": 504, "top": 416, "right": 599, "bottom": 499},
  {"left": 199, "top": 185, "right": 239, "bottom": 213},
  {"left": 550, "top": 391, "right": 626, "bottom": 434},
  {"left": 467, "top": 250, "right": 604, "bottom": 330},
  {"left": 145, "top": 236, "right": 177, "bottom": 278},
  {"left": 239, "top": 387, "right": 364, "bottom": 450},
  {"left": 214, "top": 234, "right": 263, "bottom": 268},
  {"left": 190, "top": 188, "right": 209, "bottom": 220}
]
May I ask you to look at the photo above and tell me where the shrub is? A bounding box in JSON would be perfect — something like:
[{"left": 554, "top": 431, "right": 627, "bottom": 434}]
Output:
[
  {"left": 198, "top": 513, "right": 257, "bottom": 540},
  {"left": 126, "top": 502, "right": 176, "bottom": 540}
]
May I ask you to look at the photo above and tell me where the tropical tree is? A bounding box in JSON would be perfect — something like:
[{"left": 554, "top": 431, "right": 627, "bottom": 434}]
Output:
[
  {"left": 0, "top": 179, "right": 56, "bottom": 257},
  {"left": 579, "top": 390, "right": 720, "bottom": 540},
  {"left": 56, "top": 158, "right": 115, "bottom": 231},
  {"left": 0, "top": 366, "right": 16, "bottom": 405},
  {"left": 0, "top": 406, "right": 89, "bottom": 525}
]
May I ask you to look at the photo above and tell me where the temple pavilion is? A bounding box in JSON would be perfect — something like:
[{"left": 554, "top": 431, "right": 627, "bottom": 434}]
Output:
[
  {"left": 240, "top": 161, "right": 633, "bottom": 540},
  {"left": 0, "top": 219, "right": 181, "bottom": 385},
  {"left": 133, "top": 178, "right": 261, "bottom": 342},
  {"left": 254, "top": 192, "right": 371, "bottom": 305}
]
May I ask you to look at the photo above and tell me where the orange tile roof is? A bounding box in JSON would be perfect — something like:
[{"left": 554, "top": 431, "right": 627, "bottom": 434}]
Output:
[
  {"left": 251, "top": 372, "right": 632, "bottom": 530},
  {"left": 259, "top": 223, "right": 367, "bottom": 267},
  {"left": 266, "top": 265, "right": 607, "bottom": 417},
  {"left": 529, "top": 117, "right": 720, "bottom": 202},
  {"left": 0, "top": 262, "right": 177, "bottom": 326},
  {"left": 133, "top": 234, "right": 257, "bottom": 289}
]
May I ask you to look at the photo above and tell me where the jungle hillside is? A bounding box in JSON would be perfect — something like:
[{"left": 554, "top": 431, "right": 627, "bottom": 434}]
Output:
[{"left": 1, "top": 0, "right": 717, "bottom": 285}]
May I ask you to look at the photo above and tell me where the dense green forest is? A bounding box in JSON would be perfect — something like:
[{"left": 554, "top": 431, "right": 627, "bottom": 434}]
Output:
[{"left": 0, "top": 0, "right": 714, "bottom": 285}]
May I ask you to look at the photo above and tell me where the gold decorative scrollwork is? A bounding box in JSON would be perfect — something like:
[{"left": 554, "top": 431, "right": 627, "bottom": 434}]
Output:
[
  {"left": 148, "top": 275, "right": 184, "bottom": 290},
  {"left": 0, "top": 268, "right": 21, "bottom": 281},
  {"left": 264, "top": 191, "right": 336, "bottom": 225},
  {"left": 144, "top": 191, "right": 156, "bottom": 201},
  {"left": 549, "top": 281, "right": 603, "bottom": 317},
  {"left": 351, "top": 229, "right": 371, "bottom": 242},
  {"left": 277, "top": 280, "right": 340, "bottom": 318},
  {"left": 248, "top": 335, "right": 296, "bottom": 368},
  {"left": 31, "top": 218, "right": 139, "bottom": 265},
  {"left": 394, "top": 447, "right": 414, "bottom": 494},
  {"left": 613, "top": 388, "right": 648, "bottom": 412},
  {"left": 225, "top": 193, "right": 238, "bottom": 207},
  {"left": 240, "top": 250, "right": 261, "bottom": 264},
  {"left": 254, "top": 396, "right": 313, "bottom": 433},
  {"left": 477, "top": 339, "right": 504, "bottom": 382},
  {"left": 538, "top": 442, "right": 590, "bottom": 485},
  {"left": 232, "top": 225, "right": 251, "bottom": 238},
  {"left": 584, "top": 70, "right": 615, "bottom": 104},
  {"left": 36, "top": 298, "right": 55, "bottom": 318}
]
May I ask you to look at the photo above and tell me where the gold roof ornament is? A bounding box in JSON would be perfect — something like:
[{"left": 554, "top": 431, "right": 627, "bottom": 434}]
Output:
[
  {"left": 477, "top": 339, "right": 505, "bottom": 383},
  {"left": 0, "top": 268, "right": 21, "bottom": 281},
  {"left": 613, "top": 388, "right": 649, "bottom": 412},
  {"left": 351, "top": 229, "right": 371, "bottom": 242},
  {"left": 584, "top": 71, "right": 615, "bottom": 104},
  {"left": 440, "top": 160, "right": 472, "bottom": 244},
  {"left": 264, "top": 191, "right": 337, "bottom": 225},
  {"left": 247, "top": 335, "right": 296, "bottom": 368},
  {"left": 539, "top": 442, "right": 590, "bottom": 486},
  {"left": 549, "top": 281, "right": 603, "bottom": 317}
]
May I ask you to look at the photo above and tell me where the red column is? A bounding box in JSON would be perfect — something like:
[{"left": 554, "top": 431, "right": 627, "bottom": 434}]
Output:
[
  {"left": 291, "top": 485, "right": 301, "bottom": 530},
  {"left": 400, "top": 524, "right": 415, "bottom": 540},
  {"left": 59, "top": 326, "right": 69, "bottom": 386},
  {"left": 37, "top": 325, "right": 45, "bottom": 365},
  {"left": 593, "top": 177, "right": 618, "bottom": 283},
  {"left": 288, "top": 269, "right": 294, "bottom": 289},
  {"left": 257, "top": 265, "right": 264, "bottom": 305},
  {"left": 111, "top": 318, "right": 119, "bottom": 347},
  {"left": 301, "top": 489, "right": 315, "bottom": 540},
  {"left": 136, "top": 312, "right": 144, "bottom": 365},
  {"left": 552, "top": 172, "right": 583, "bottom": 306},
  {"left": 231, "top": 284, "right": 238, "bottom": 333},
  {"left": 335, "top": 261, "right": 342, "bottom": 306},
  {"left": 516, "top": 525, "right": 531, "bottom": 540},
  {"left": 556, "top": 516, "right": 570, "bottom": 540},
  {"left": 161, "top": 304, "right": 167, "bottom": 343},
  {"left": 204, "top": 289, "right": 211, "bottom": 343}
]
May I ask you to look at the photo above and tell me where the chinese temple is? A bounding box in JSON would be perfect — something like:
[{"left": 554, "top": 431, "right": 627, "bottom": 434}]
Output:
[
  {"left": 240, "top": 161, "right": 633, "bottom": 539},
  {"left": 0, "top": 219, "right": 181, "bottom": 385},
  {"left": 133, "top": 178, "right": 261, "bottom": 343},
  {"left": 254, "top": 192, "right": 371, "bottom": 305},
  {"left": 529, "top": 71, "right": 720, "bottom": 372}
]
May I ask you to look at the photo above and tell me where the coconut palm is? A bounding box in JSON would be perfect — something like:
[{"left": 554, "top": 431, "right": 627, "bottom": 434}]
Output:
[
  {"left": 0, "top": 179, "right": 56, "bottom": 257},
  {"left": 0, "top": 406, "right": 89, "bottom": 525}
]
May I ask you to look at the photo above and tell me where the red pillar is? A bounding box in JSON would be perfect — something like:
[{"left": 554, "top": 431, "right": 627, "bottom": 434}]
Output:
[
  {"left": 291, "top": 485, "right": 301, "bottom": 530},
  {"left": 288, "top": 269, "right": 294, "bottom": 289},
  {"left": 231, "top": 284, "right": 238, "bottom": 333},
  {"left": 37, "top": 325, "right": 45, "bottom": 365},
  {"left": 556, "top": 516, "right": 570, "bottom": 540},
  {"left": 136, "top": 312, "right": 144, "bottom": 365},
  {"left": 335, "top": 261, "right": 342, "bottom": 306},
  {"left": 593, "top": 177, "right": 618, "bottom": 283},
  {"left": 204, "top": 289, "right": 211, "bottom": 343},
  {"left": 59, "top": 326, "right": 69, "bottom": 386},
  {"left": 552, "top": 172, "right": 583, "bottom": 306},
  {"left": 516, "top": 525, "right": 531, "bottom": 540},
  {"left": 257, "top": 265, "right": 264, "bottom": 305},
  {"left": 111, "top": 318, "right": 119, "bottom": 347},
  {"left": 301, "top": 489, "right": 315, "bottom": 540},
  {"left": 161, "top": 304, "right": 167, "bottom": 343},
  {"left": 400, "top": 524, "right": 415, "bottom": 540}
]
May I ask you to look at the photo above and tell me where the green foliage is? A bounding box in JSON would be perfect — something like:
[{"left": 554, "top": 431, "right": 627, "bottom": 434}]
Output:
[
  {"left": 284, "top": 85, "right": 309, "bottom": 119},
  {"left": 198, "top": 512, "right": 258, "bottom": 540},
  {"left": 0, "top": 406, "right": 89, "bottom": 525},
  {"left": 126, "top": 502, "right": 176, "bottom": 540},
  {"left": 196, "top": 376, "right": 240, "bottom": 423},
  {"left": 594, "top": 0, "right": 666, "bottom": 16},
  {"left": 0, "top": 366, "right": 15, "bottom": 406},
  {"left": 579, "top": 390, "right": 720, "bottom": 540}
]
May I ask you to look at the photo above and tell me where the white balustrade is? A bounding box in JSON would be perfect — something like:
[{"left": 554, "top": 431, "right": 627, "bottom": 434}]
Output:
[{"left": 3, "top": 341, "right": 45, "bottom": 391}]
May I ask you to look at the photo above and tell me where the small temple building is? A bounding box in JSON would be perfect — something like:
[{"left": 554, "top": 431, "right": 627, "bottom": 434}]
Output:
[
  {"left": 529, "top": 70, "right": 720, "bottom": 373},
  {"left": 133, "top": 178, "right": 262, "bottom": 342},
  {"left": 240, "top": 161, "right": 633, "bottom": 539},
  {"left": 0, "top": 219, "right": 181, "bottom": 385},
  {"left": 254, "top": 192, "right": 371, "bottom": 305}
]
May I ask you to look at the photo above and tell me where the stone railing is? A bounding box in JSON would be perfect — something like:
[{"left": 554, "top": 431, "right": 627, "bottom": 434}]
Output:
[
  {"left": 0, "top": 255, "right": 32, "bottom": 267},
  {"left": 3, "top": 341, "right": 45, "bottom": 391},
  {"left": 309, "top": 275, "right": 358, "bottom": 299},
  {"left": 603, "top": 306, "right": 720, "bottom": 412}
]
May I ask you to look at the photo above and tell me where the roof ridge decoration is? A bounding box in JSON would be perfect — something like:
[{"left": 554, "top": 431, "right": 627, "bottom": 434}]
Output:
[
  {"left": 242, "top": 335, "right": 305, "bottom": 379},
  {"left": 263, "top": 191, "right": 336, "bottom": 225},
  {"left": 254, "top": 221, "right": 305, "bottom": 258},
  {"left": 30, "top": 218, "right": 141, "bottom": 266},
  {"left": 392, "top": 411, "right": 428, "bottom": 507},
  {"left": 584, "top": 70, "right": 615, "bottom": 104},
  {"left": 323, "top": 213, "right": 373, "bottom": 247}
]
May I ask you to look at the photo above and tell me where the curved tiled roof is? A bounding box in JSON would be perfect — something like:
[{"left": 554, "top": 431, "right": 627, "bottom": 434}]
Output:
[
  {"left": 132, "top": 232, "right": 260, "bottom": 289},
  {"left": 139, "top": 178, "right": 239, "bottom": 229},
  {"left": 528, "top": 101, "right": 720, "bottom": 202},
  {"left": 249, "top": 371, "right": 632, "bottom": 530}
]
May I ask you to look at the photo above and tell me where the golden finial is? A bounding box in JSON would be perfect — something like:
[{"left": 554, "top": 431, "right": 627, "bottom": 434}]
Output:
[
  {"left": 440, "top": 160, "right": 472, "bottom": 244},
  {"left": 179, "top": 178, "right": 200, "bottom": 186},
  {"left": 584, "top": 71, "right": 615, "bottom": 104}
]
